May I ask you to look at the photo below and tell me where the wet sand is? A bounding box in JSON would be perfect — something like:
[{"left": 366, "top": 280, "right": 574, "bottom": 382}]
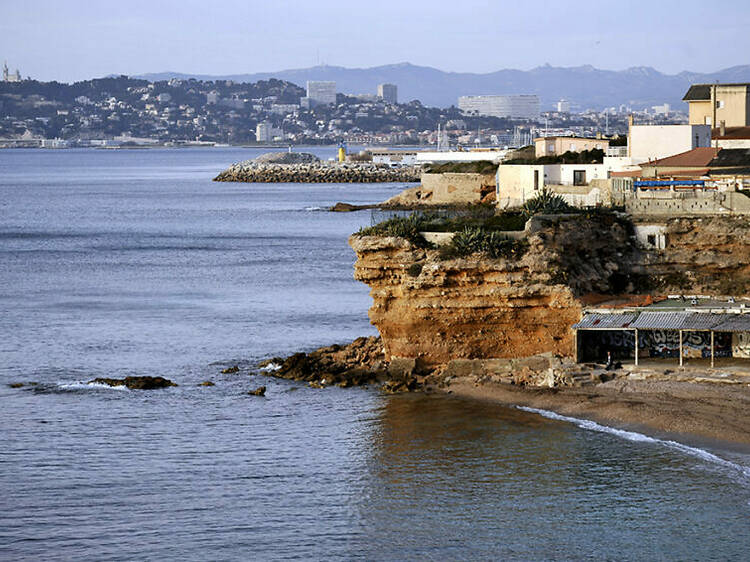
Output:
[{"left": 446, "top": 377, "right": 750, "bottom": 448}]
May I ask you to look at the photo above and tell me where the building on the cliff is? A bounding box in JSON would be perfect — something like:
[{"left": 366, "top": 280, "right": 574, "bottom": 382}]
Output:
[
  {"left": 534, "top": 136, "right": 609, "bottom": 158},
  {"left": 683, "top": 83, "right": 750, "bottom": 127},
  {"left": 573, "top": 299, "right": 750, "bottom": 367}
]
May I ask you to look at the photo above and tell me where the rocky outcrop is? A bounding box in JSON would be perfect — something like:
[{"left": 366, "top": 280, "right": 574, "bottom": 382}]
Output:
[
  {"left": 349, "top": 213, "right": 750, "bottom": 369},
  {"left": 214, "top": 160, "right": 420, "bottom": 183},
  {"left": 260, "top": 336, "right": 387, "bottom": 388},
  {"left": 89, "top": 376, "right": 177, "bottom": 389},
  {"left": 350, "top": 214, "right": 639, "bottom": 367},
  {"left": 260, "top": 336, "right": 448, "bottom": 393}
]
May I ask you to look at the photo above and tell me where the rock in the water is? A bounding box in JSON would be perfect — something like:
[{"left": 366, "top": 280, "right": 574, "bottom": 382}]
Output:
[
  {"left": 248, "top": 386, "right": 266, "bottom": 396},
  {"left": 221, "top": 366, "right": 240, "bottom": 374},
  {"left": 330, "top": 202, "right": 372, "bottom": 212},
  {"left": 198, "top": 381, "right": 215, "bottom": 387},
  {"left": 90, "top": 376, "right": 177, "bottom": 389},
  {"left": 253, "top": 152, "right": 320, "bottom": 165},
  {"left": 8, "top": 382, "right": 24, "bottom": 388}
]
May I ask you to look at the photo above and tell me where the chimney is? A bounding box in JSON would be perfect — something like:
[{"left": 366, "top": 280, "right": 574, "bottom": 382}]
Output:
[
  {"left": 720, "top": 120, "right": 726, "bottom": 138},
  {"left": 627, "top": 114, "right": 634, "bottom": 158}
]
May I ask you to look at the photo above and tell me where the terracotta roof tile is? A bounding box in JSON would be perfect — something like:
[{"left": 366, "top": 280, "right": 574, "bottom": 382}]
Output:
[{"left": 646, "top": 147, "right": 719, "bottom": 168}]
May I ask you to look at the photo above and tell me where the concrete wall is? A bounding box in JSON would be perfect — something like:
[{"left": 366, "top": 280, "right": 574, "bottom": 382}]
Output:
[
  {"left": 496, "top": 165, "right": 544, "bottom": 208},
  {"left": 416, "top": 150, "right": 508, "bottom": 164},
  {"left": 629, "top": 124, "right": 711, "bottom": 161},
  {"left": 717, "top": 139, "right": 750, "bottom": 149},
  {"left": 625, "top": 191, "right": 750, "bottom": 216},
  {"left": 420, "top": 172, "right": 496, "bottom": 204}
]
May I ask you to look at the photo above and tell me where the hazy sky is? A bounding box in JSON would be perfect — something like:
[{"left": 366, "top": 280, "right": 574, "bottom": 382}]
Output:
[{"left": 2, "top": 0, "right": 749, "bottom": 82}]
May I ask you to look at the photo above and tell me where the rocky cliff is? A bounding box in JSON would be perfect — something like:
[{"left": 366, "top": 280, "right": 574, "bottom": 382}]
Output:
[{"left": 350, "top": 214, "right": 750, "bottom": 367}]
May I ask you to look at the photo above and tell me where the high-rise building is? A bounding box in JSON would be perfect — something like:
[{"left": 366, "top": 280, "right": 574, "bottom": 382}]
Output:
[
  {"left": 256, "top": 121, "right": 272, "bottom": 143},
  {"left": 306, "top": 81, "right": 337, "bottom": 106},
  {"left": 556, "top": 99, "right": 571, "bottom": 113},
  {"left": 458, "top": 95, "right": 540, "bottom": 119},
  {"left": 377, "top": 83, "right": 398, "bottom": 104}
]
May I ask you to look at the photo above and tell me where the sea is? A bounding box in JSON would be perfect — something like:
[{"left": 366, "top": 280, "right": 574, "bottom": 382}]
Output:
[{"left": 1, "top": 147, "right": 750, "bottom": 561}]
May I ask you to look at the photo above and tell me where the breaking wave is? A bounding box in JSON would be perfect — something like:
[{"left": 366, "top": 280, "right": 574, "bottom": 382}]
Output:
[{"left": 518, "top": 406, "right": 750, "bottom": 481}]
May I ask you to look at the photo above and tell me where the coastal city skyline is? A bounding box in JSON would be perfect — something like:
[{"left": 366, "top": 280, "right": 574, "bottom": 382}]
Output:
[{"left": 2, "top": 0, "right": 749, "bottom": 82}]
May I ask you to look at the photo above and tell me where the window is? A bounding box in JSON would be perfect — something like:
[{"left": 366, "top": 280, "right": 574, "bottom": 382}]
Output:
[
  {"left": 717, "top": 100, "right": 724, "bottom": 109},
  {"left": 647, "top": 234, "right": 656, "bottom": 246},
  {"left": 569, "top": 143, "right": 576, "bottom": 151},
  {"left": 705, "top": 116, "right": 712, "bottom": 125},
  {"left": 573, "top": 170, "right": 586, "bottom": 186}
]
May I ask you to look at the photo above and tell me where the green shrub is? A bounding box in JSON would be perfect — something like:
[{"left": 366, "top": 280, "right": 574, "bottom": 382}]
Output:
[
  {"left": 356, "top": 213, "right": 433, "bottom": 247},
  {"left": 522, "top": 188, "right": 573, "bottom": 217},
  {"left": 442, "top": 227, "right": 527, "bottom": 260}
]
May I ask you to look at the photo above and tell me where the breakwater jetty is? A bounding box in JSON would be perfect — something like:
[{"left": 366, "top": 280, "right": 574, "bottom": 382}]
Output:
[{"left": 213, "top": 151, "right": 420, "bottom": 183}]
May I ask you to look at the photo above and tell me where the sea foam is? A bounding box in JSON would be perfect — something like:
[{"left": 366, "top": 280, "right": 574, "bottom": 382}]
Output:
[{"left": 518, "top": 406, "right": 750, "bottom": 481}]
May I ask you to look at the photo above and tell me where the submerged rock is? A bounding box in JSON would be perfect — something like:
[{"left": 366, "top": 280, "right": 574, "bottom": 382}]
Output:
[
  {"left": 198, "top": 381, "right": 215, "bottom": 387},
  {"left": 248, "top": 386, "right": 266, "bottom": 396},
  {"left": 89, "top": 376, "right": 177, "bottom": 389},
  {"left": 221, "top": 366, "right": 240, "bottom": 374},
  {"left": 8, "top": 382, "right": 25, "bottom": 388}
]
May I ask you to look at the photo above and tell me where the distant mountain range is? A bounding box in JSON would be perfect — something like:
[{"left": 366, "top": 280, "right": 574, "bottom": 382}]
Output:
[{"left": 135, "top": 62, "right": 750, "bottom": 111}]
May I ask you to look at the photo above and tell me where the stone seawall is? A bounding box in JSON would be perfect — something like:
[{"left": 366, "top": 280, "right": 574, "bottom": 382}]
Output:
[{"left": 214, "top": 161, "right": 421, "bottom": 183}]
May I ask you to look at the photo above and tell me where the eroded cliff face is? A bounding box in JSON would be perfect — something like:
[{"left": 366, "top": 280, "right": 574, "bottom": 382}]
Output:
[
  {"left": 641, "top": 216, "right": 750, "bottom": 295},
  {"left": 351, "top": 215, "right": 636, "bottom": 366},
  {"left": 350, "top": 214, "right": 750, "bottom": 367}
]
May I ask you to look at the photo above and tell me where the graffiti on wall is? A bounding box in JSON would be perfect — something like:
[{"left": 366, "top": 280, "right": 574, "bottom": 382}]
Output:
[
  {"left": 583, "top": 330, "right": 733, "bottom": 360},
  {"left": 733, "top": 333, "right": 750, "bottom": 359}
]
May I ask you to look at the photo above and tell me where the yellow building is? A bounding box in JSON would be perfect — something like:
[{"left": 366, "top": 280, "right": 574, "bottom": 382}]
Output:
[
  {"left": 534, "top": 136, "right": 609, "bottom": 158},
  {"left": 683, "top": 83, "right": 750, "bottom": 127}
]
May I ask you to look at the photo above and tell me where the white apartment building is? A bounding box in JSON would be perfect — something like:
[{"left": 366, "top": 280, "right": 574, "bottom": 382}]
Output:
[
  {"left": 458, "top": 94, "right": 540, "bottom": 119},
  {"left": 306, "top": 81, "right": 337, "bottom": 106}
]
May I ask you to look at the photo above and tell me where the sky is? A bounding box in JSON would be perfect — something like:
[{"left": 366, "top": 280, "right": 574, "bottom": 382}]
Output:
[{"left": 2, "top": 0, "right": 749, "bottom": 82}]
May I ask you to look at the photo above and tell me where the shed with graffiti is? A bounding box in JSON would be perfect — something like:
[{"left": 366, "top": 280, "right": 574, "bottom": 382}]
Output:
[{"left": 573, "top": 300, "right": 750, "bottom": 367}]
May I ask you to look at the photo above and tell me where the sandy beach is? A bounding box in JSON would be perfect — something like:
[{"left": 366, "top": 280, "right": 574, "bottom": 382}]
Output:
[{"left": 446, "top": 376, "right": 750, "bottom": 448}]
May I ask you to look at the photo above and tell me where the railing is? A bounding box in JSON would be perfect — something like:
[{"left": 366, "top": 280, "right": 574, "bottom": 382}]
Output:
[{"left": 606, "top": 146, "right": 628, "bottom": 157}]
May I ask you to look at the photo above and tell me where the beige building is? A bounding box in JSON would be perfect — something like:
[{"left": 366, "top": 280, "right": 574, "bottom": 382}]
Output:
[
  {"left": 534, "top": 136, "right": 609, "bottom": 158},
  {"left": 683, "top": 83, "right": 750, "bottom": 127}
]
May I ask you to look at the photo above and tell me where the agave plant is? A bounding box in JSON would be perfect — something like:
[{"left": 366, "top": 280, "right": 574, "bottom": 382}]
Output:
[{"left": 522, "top": 188, "right": 572, "bottom": 217}]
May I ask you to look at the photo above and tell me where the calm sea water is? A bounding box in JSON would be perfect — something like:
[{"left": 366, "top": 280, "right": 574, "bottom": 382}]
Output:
[{"left": 1, "top": 148, "right": 750, "bottom": 561}]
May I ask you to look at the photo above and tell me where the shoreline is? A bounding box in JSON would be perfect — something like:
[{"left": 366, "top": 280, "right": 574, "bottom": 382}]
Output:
[{"left": 443, "top": 377, "right": 750, "bottom": 451}]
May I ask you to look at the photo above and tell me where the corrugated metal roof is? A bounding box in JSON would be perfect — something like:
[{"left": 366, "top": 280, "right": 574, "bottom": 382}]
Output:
[
  {"left": 713, "top": 315, "right": 750, "bottom": 332},
  {"left": 572, "top": 313, "right": 637, "bottom": 329},
  {"left": 576, "top": 311, "right": 750, "bottom": 332},
  {"left": 682, "top": 312, "right": 722, "bottom": 330},
  {"left": 630, "top": 312, "right": 690, "bottom": 330}
]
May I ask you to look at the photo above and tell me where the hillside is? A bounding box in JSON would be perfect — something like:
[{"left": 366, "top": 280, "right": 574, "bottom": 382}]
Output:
[{"left": 136, "top": 62, "right": 750, "bottom": 110}]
